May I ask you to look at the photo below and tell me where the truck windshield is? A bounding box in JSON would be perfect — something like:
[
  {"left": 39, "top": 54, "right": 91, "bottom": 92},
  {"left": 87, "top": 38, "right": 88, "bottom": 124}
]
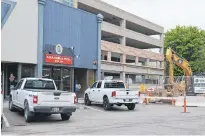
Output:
[
  {"left": 24, "top": 79, "right": 55, "bottom": 90},
  {"left": 104, "top": 82, "right": 125, "bottom": 88}
]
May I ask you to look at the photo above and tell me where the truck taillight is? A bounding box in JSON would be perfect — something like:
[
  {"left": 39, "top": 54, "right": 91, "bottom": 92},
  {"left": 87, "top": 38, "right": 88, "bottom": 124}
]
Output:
[
  {"left": 33, "top": 96, "right": 38, "bottom": 104},
  {"left": 112, "top": 91, "right": 116, "bottom": 97},
  {"left": 138, "top": 91, "right": 141, "bottom": 97},
  {"left": 74, "top": 95, "right": 77, "bottom": 104},
  {"left": 1, "top": 90, "right": 3, "bottom": 94}
]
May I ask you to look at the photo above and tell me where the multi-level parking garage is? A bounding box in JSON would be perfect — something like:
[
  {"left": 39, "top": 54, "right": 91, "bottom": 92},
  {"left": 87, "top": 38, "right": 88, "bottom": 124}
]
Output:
[{"left": 78, "top": 0, "right": 164, "bottom": 86}]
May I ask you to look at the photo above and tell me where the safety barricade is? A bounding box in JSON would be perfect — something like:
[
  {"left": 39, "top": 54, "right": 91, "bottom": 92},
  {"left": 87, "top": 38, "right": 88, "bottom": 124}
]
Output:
[{"left": 175, "top": 96, "right": 205, "bottom": 107}]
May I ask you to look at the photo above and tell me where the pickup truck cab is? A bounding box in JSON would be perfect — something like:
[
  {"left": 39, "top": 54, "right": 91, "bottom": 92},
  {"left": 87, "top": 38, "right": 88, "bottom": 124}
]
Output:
[
  {"left": 9, "top": 78, "right": 77, "bottom": 122},
  {"left": 84, "top": 80, "right": 140, "bottom": 110}
]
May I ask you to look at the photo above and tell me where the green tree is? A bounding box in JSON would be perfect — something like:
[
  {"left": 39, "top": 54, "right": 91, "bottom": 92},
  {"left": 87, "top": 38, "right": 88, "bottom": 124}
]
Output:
[{"left": 164, "top": 26, "right": 205, "bottom": 76}]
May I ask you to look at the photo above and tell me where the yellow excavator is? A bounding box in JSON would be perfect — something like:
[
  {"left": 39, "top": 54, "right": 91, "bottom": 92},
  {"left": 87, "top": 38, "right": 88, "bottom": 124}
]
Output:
[{"left": 165, "top": 47, "right": 193, "bottom": 96}]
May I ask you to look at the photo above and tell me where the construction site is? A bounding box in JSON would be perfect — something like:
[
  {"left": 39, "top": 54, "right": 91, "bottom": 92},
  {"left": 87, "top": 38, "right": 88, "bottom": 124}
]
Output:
[{"left": 127, "top": 47, "right": 205, "bottom": 108}]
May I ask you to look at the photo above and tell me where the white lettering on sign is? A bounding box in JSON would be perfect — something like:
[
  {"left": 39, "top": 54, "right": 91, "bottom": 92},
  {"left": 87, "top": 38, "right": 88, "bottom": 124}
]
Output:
[
  {"left": 147, "top": 88, "right": 154, "bottom": 92},
  {"left": 194, "top": 77, "right": 205, "bottom": 83}
]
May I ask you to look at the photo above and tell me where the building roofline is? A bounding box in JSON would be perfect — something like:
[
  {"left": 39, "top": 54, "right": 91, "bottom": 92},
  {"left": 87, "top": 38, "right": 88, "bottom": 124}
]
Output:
[{"left": 95, "top": 0, "right": 164, "bottom": 30}]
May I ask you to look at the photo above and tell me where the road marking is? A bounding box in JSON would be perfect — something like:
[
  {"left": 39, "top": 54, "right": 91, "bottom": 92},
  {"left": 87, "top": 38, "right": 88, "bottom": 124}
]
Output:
[
  {"left": 83, "top": 105, "right": 105, "bottom": 113},
  {"left": 3, "top": 113, "right": 10, "bottom": 127}
]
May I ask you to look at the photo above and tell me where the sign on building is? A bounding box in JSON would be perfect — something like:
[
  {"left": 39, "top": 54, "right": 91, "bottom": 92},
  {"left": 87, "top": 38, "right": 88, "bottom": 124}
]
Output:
[{"left": 193, "top": 76, "right": 205, "bottom": 94}]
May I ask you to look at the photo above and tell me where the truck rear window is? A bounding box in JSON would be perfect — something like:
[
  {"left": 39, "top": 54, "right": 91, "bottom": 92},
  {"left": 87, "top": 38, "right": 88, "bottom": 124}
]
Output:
[
  {"left": 104, "top": 82, "right": 125, "bottom": 88},
  {"left": 24, "top": 79, "right": 55, "bottom": 90}
]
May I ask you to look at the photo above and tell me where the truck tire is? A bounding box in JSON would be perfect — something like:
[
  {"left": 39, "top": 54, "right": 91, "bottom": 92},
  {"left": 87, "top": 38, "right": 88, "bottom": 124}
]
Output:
[
  {"left": 103, "top": 97, "right": 111, "bottom": 111},
  {"left": 9, "top": 96, "right": 16, "bottom": 112},
  {"left": 127, "top": 104, "right": 135, "bottom": 110},
  {"left": 84, "top": 94, "right": 91, "bottom": 106},
  {"left": 24, "top": 101, "right": 33, "bottom": 123},
  {"left": 61, "top": 114, "right": 70, "bottom": 121}
]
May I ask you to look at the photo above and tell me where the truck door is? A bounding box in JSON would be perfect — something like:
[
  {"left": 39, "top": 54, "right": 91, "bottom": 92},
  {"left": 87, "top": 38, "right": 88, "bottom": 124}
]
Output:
[
  {"left": 89, "top": 82, "right": 98, "bottom": 101},
  {"left": 95, "top": 81, "right": 102, "bottom": 102},
  {"left": 14, "top": 80, "right": 24, "bottom": 107}
]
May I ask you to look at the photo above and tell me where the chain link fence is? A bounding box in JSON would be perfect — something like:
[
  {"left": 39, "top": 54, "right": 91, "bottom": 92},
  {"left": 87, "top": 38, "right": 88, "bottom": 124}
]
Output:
[{"left": 126, "top": 76, "right": 205, "bottom": 97}]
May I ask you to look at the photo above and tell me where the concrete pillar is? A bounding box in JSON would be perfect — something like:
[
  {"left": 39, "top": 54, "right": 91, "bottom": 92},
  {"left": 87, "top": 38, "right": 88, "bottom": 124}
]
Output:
[
  {"left": 121, "top": 54, "right": 126, "bottom": 63},
  {"left": 160, "top": 61, "right": 164, "bottom": 68},
  {"left": 5, "top": 65, "right": 8, "bottom": 96},
  {"left": 71, "top": 68, "right": 75, "bottom": 92},
  {"left": 142, "top": 75, "right": 145, "bottom": 83},
  {"left": 36, "top": 0, "right": 46, "bottom": 77},
  {"left": 101, "top": 51, "right": 106, "bottom": 60},
  {"left": 120, "top": 19, "right": 126, "bottom": 28},
  {"left": 160, "top": 34, "right": 164, "bottom": 54},
  {"left": 120, "top": 36, "right": 126, "bottom": 46},
  {"left": 107, "top": 51, "right": 111, "bottom": 61},
  {"left": 96, "top": 14, "right": 103, "bottom": 80},
  {"left": 135, "top": 56, "right": 139, "bottom": 64},
  {"left": 156, "top": 61, "right": 159, "bottom": 68},
  {"left": 120, "top": 20, "right": 126, "bottom": 46},
  {"left": 146, "top": 59, "right": 150, "bottom": 66},
  {"left": 120, "top": 72, "right": 125, "bottom": 82},
  {"left": 160, "top": 47, "right": 164, "bottom": 54},
  {"left": 17, "top": 64, "right": 22, "bottom": 81},
  {"left": 101, "top": 71, "right": 104, "bottom": 80}
]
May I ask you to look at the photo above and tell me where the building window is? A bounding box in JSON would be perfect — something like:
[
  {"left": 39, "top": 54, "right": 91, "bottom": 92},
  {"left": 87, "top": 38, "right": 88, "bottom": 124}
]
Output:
[
  {"left": 43, "top": 66, "right": 72, "bottom": 91},
  {"left": 21, "top": 64, "right": 35, "bottom": 78}
]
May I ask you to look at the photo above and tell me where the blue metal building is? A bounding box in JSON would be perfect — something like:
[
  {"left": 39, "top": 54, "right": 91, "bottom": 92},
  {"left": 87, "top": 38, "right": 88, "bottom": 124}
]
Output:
[{"left": 38, "top": 0, "right": 103, "bottom": 96}]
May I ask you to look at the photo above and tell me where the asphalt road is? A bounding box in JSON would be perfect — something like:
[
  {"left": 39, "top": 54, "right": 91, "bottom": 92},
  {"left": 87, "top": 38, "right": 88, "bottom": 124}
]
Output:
[{"left": 2, "top": 101, "right": 205, "bottom": 135}]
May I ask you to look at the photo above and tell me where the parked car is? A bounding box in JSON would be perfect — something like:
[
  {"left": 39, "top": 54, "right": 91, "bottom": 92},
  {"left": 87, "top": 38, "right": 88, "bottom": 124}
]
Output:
[
  {"left": 9, "top": 78, "right": 77, "bottom": 122},
  {"left": 84, "top": 80, "right": 140, "bottom": 110}
]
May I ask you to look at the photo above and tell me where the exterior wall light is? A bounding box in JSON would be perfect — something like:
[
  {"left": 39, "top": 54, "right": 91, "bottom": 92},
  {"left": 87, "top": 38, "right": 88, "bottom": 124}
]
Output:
[{"left": 93, "top": 60, "right": 97, "bottom": 65}]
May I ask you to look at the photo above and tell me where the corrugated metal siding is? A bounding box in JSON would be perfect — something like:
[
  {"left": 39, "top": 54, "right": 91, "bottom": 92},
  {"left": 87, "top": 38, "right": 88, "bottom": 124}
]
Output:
[
  {"left": 1, "top": 2, "right": 10, "bottom": 21},
  {"left": 44, "top": 0, "right": 98, "bottom": 69}
]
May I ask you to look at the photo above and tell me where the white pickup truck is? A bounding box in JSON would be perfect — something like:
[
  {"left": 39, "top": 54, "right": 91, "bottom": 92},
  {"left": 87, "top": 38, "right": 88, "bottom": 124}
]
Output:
[
  {"left": 9, "top": 78, "right": 77, "bottom": 122},
  {"left": 84, "top": 80, "right": 140, "bottom": 110}
]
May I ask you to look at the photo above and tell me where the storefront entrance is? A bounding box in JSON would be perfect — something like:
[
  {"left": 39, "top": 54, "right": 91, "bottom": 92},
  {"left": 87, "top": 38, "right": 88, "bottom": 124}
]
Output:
[
  {"left": 43, "top": 66, "right": 73, "bottom": 92},
  {"left": 1, "top": 63, "right": 36, "bottom": 98},
  {"left": 1, "top": 63, "right": 18, "bottom": 98}
]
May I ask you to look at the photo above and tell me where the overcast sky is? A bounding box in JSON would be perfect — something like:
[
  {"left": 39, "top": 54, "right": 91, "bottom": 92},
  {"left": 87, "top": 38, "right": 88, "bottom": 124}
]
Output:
[{"left": 102, "top": 0, "right": 205, "bottom": 32}]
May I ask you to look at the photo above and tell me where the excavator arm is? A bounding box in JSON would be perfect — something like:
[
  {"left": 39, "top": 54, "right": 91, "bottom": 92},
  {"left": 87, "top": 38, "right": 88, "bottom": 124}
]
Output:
[
  {"left": 166, "top": 47, "right": 192, "bottom": 76},
  {"left": 165, "top": 47, "right": 193, "bottom": 96}
]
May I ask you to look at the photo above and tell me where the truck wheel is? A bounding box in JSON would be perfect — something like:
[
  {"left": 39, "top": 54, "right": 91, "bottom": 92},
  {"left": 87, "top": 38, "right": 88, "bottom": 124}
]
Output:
[
  {"left": 84, "top": 94, "right": 91, "bottom": 106},
  {"left": 61, "top": 114, "right": 70, "bottom": 121},
  {"left": 24, "top": 101, "right": 33, "bottom": 123},
  {"left": 127, "top": 104, "right": 135, "bottom": 110},
  {"left": 9, "top": 96, "right": 16, "bottom": 112},
  {"left": 103, "top": 97, "right": 111, "bottom": 111}
]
